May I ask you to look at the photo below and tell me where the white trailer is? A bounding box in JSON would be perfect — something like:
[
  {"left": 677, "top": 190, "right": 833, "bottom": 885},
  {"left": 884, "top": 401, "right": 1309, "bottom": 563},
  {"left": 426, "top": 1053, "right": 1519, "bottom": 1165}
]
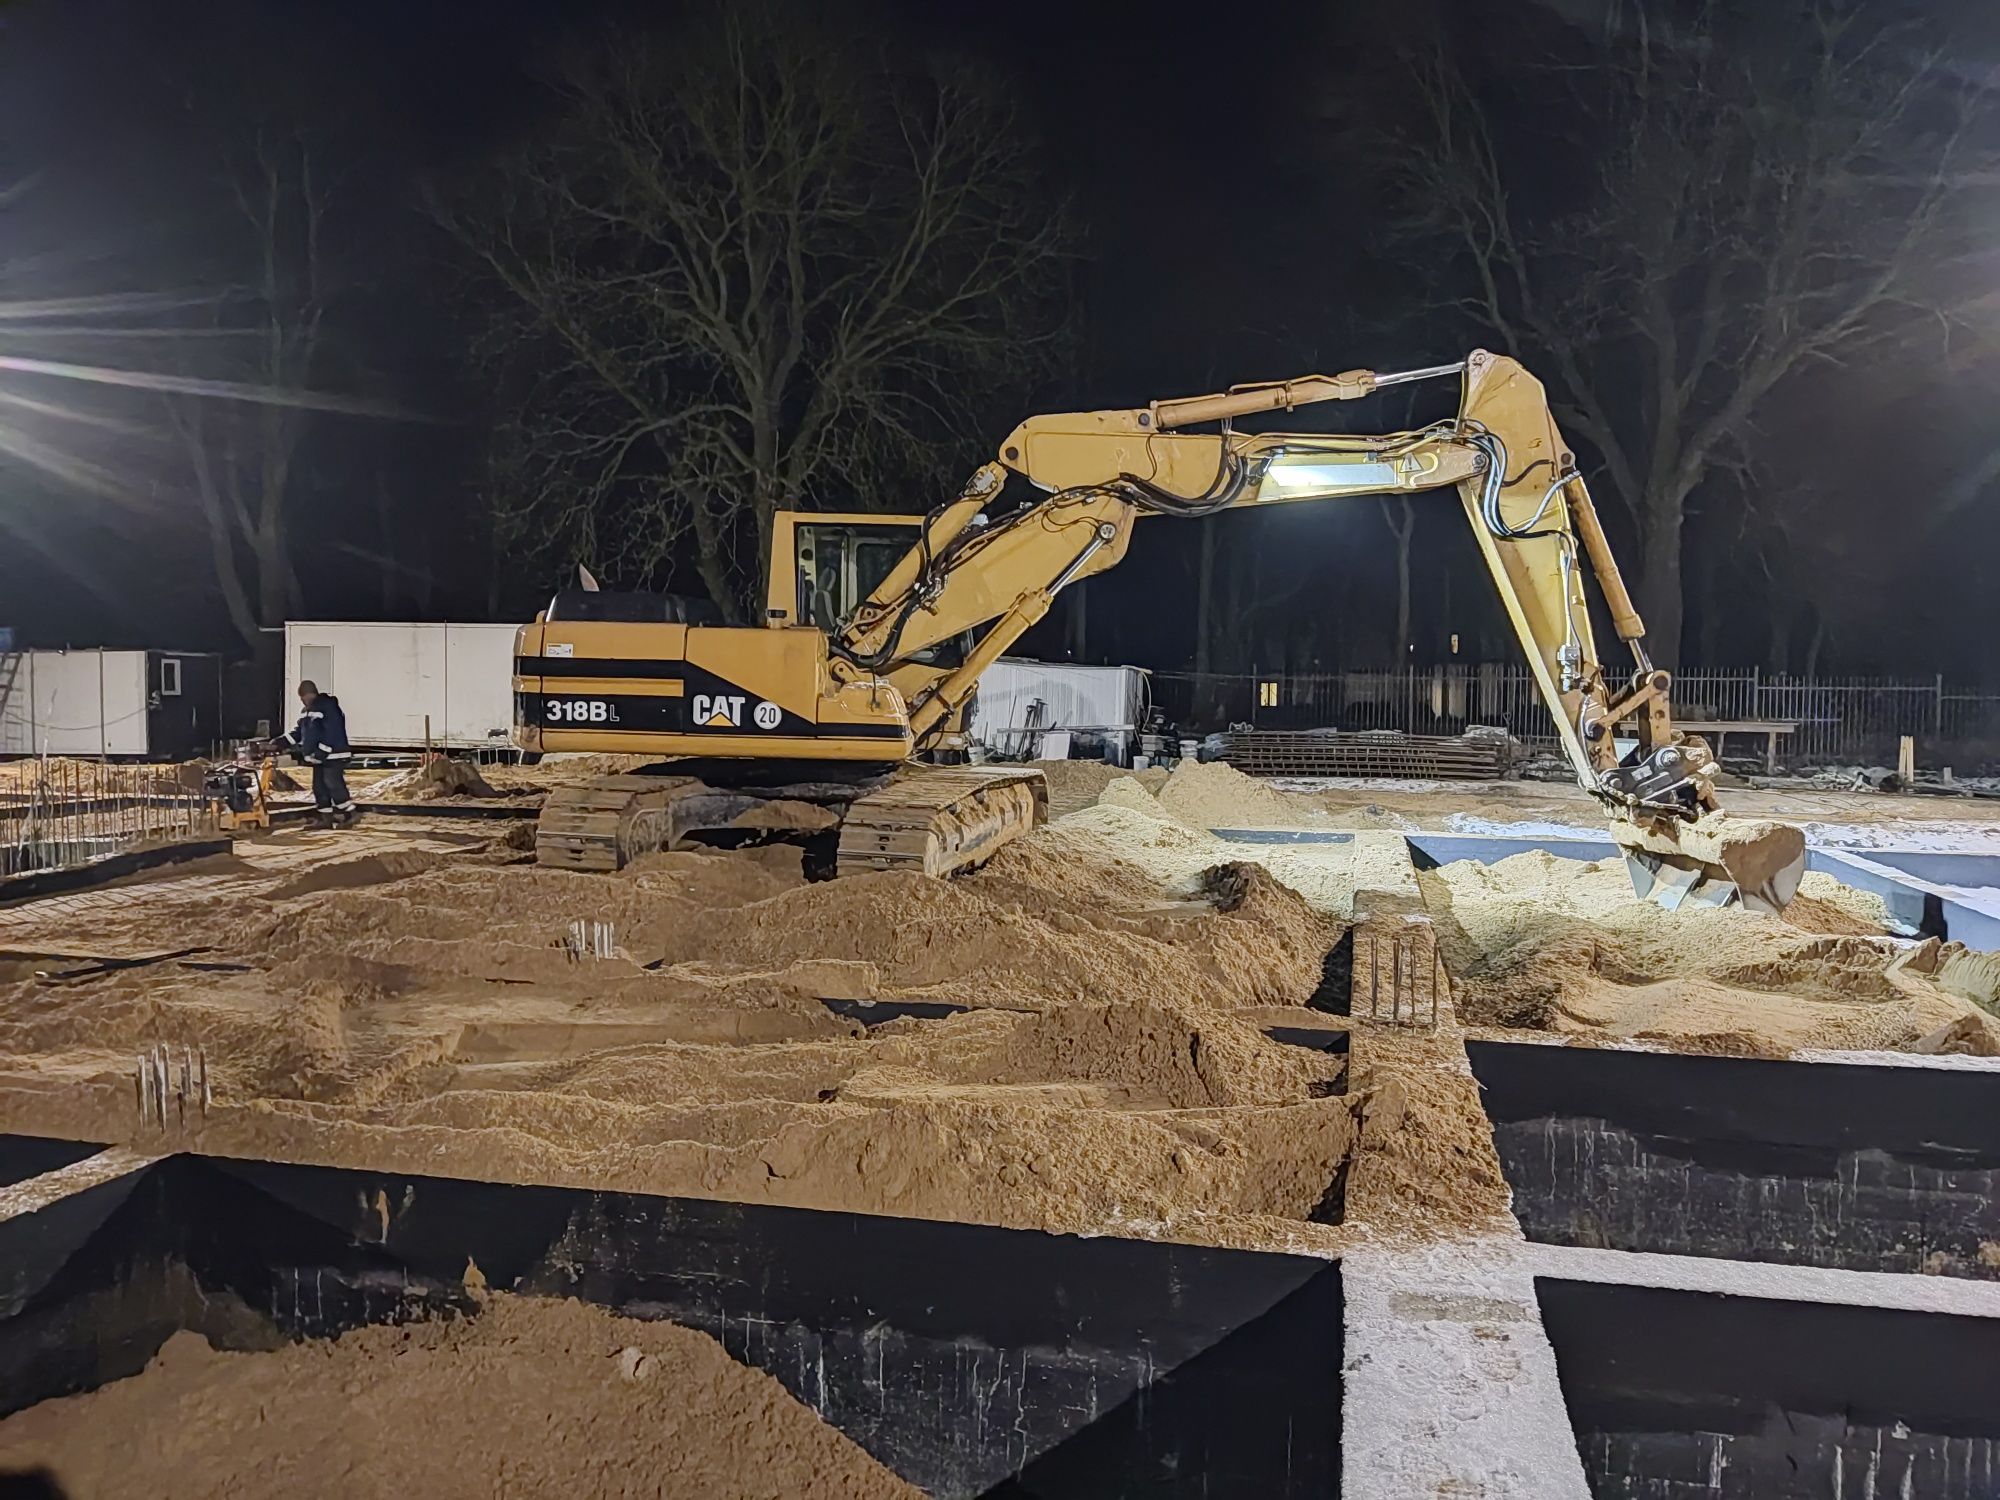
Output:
[
  {"left": 0, "top": 649, "right": 222, "bottom": 759},
  {"left": 281, "top": 623, "right": 519, "bottom": 752},
  {"left": 967, "top": 658, "right": 1148, "bottom": 764}
]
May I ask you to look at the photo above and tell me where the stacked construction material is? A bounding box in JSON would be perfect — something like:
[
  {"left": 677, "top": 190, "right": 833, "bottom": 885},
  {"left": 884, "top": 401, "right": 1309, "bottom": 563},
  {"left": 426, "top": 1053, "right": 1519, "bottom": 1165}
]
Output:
[{"left": 1202, "top": 726, "right": 1515, "bottom": 779}]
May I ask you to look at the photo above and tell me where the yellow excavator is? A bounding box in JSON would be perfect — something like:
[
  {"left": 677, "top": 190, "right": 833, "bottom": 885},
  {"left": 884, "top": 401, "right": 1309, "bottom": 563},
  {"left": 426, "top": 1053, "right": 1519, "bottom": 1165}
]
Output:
[{"left": 511, "top": 350, "right": 1805, "bottom": 910}]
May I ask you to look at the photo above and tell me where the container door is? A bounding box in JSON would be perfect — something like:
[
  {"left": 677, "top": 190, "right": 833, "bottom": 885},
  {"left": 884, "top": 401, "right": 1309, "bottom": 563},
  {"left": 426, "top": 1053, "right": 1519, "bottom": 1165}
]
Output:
[{"left": 144, "top": 653, "right": 199, "bottom": 759}]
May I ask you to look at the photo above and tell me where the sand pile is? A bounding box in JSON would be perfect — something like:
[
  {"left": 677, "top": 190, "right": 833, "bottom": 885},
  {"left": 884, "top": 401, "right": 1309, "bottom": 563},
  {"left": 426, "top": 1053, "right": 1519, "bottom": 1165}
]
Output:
[
  {"left": 0, "top": 755, "right": 159, "bottom": 790},
  {"left": 482, "top": 753, "right": 658, "bottom": 793},
  {"left": 371, "top": 757, "right": 503, "bottom": 801},
  {"left": 1155, "top": 760, "right": 1327, "bottom": 829},
  {"left": 983, "top": 993, "right": 1330, "bottom": 1108},
  {"left": 1033, "top": 758, "right": 1167, "bottom": 817},
  {"left": 1045, "top": 780, "right": 1392, "bottom": 916},
  {"left": 1343, "top": 1028, "right": 1514, "bottom": 1239},
  {"left": 1421, "top": 851, "right": 2000, "bottom": 1055},
  {"left": 219, "top": 835, "right": 1333, "bottom": 1017},
  {"left": 0, "top": 826, "right": 1364, "bottom": 1241},
  {"left": 0, "top": 1294, "right": 920, "bottom": 1499},
  {"left": 264, "top": 851, "right": 445, "bottom": 901}
]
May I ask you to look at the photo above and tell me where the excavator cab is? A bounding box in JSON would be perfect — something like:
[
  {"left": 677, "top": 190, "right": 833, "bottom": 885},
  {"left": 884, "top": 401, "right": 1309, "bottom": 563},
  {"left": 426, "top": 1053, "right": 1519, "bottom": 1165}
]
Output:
[
  {"left": 787, "top": 518, "right": 919, "bottom": 634},
  {"left": 767, "top": 513, "right": 924, "bottom": 632}
]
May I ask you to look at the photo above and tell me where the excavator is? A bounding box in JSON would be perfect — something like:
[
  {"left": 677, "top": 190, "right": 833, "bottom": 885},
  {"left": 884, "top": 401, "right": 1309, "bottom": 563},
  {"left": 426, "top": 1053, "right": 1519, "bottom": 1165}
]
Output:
[{"left": 511, "top": 350, "right": 1805, "bottom": 911}]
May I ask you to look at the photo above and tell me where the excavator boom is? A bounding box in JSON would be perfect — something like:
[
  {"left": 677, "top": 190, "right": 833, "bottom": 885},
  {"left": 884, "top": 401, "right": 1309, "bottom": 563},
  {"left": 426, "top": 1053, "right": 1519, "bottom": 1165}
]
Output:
[
  {"left": 832, "top": 350, "right": 1803, "bottom": 911},
  {"left": 512, "top": 348, "right": 1802, "bottom": 908}
]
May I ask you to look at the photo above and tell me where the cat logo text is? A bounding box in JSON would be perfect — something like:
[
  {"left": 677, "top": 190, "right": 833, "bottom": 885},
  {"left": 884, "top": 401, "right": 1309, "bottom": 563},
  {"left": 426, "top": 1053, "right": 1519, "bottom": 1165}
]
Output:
[{"left": 692, "top": 693, "right": 747, "bottom": 728}]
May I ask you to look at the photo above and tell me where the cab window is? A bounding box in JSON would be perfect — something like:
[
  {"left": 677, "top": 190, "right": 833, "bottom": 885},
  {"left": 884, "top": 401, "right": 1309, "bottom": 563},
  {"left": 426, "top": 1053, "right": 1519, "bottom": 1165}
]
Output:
[{"left": 795, "top": 523, "right": 918, "bottom": 632}]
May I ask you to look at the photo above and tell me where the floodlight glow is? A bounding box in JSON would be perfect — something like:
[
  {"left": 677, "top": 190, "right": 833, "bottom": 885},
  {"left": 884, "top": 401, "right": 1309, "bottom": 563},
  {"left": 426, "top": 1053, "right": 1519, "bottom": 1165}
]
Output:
[{"left": 1262, "top": 457, "right": 1399, "bottom": 494}]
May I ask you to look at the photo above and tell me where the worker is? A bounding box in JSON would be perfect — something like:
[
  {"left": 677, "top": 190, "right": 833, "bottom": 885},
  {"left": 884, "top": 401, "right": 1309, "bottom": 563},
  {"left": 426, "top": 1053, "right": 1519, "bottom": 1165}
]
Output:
[{"left": 283, "top": 680, "right": 356, "bottom": 825}]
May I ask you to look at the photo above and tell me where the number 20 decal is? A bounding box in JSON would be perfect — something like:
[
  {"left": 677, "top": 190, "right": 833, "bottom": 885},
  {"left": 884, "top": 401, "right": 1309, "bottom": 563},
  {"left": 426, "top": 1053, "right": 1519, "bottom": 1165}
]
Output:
[{"left": 546, "top": 699, "right": 615, "bottom": 724}]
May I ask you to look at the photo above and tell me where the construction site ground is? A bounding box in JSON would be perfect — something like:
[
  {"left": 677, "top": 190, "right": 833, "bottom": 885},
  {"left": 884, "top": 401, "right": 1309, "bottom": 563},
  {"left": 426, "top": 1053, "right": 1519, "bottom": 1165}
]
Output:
[
  {"left": 5, "top": 755, "right": 2000, "bottom": 1495},
  {"left": 1, "top": 757, "right": 1995, "bottom": 1250}
]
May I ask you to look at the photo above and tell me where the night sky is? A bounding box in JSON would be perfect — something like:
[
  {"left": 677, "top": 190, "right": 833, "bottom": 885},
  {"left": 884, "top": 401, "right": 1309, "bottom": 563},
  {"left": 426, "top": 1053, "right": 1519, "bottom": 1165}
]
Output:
[{"left": 1, "top": 0, "right": 1996, "bottom": 681}]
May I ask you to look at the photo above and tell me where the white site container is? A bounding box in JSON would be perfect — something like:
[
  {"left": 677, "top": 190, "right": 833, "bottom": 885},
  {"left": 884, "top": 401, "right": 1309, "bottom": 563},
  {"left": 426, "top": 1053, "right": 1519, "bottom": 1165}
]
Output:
[
  {"left": 281, "top": 623, "right": 519, "bottom": 751},
  {"left": 968, "top": 658, "right": 1148, "bottom": 764},
  {"left": 0, "top": 649, "right": 219, "bottom": 758}
]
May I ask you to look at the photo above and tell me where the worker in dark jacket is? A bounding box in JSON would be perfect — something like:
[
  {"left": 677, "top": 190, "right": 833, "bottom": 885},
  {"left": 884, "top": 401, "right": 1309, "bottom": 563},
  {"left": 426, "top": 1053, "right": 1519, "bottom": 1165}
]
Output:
[{"left": 283, "top": 680, "right": 356, "bottom": 824}]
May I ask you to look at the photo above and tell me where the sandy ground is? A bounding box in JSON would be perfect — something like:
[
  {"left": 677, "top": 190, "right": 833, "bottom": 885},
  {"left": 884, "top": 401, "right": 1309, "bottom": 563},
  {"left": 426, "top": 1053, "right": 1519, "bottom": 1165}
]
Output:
[
  {"left": 6, "top": 752, "right": 2000, "bottom": 1493},
  {"left": 0, "top": 789, "right": 1358, "bottom": 1247},
  {"left": 1423, "top": 852, "right": 1998, "bottom": 1056},
  {"left": 1, "top": 756, "right": 1996, "bottom": 1256},
  {"left": 1260, "top": 769, "right": 2000, "bottom": 848},
  {"left": 0, "top": 1293, "right": 919, "bottom": 1499}
]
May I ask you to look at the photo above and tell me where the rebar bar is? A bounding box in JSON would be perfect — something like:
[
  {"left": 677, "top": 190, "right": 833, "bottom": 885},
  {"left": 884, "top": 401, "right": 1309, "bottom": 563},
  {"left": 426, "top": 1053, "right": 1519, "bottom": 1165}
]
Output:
[
  {"left": 134, "top": 1041, "right": 209, "bottom": 1131},
  {"left": 1368, "top": 929, "right": 1379, "bottom": 1018},
  {"left": 1391, "top": 930, "right": 1404, "bottom": 1023},
  {"left": 1355, "top": 919, "right": 1446, "bottom": 1031},
  {"left": 2, "top": 755, "right": 215, "bottom": 879},
  {"left": 564, "top": 918, "right": 617, "bottom": 961}
]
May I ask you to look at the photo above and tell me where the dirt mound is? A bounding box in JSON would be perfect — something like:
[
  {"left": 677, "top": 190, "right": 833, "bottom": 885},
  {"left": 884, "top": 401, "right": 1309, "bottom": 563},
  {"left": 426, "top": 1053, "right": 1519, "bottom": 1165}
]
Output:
[
  {"left": 0, "top": 823, "right": 1360, "bottom": 1242},
  {"left": 1779, "top": 885, "right": 1888, "bottom": 935},
  {"left": 373, "top": 758, "right": 503, "bottom": 801},
  {"left": 493, "top": 820, "right": 538, "bottom": 852},
  {"left": 988, "top": 996, "right": 1334, "bottom": 1109},
  {"left": 1039, "top": 801, "right": 1230, "bottom": 888},
  {"left": 625, "top": 849, "right": 1332, "bottom": 1012},
  {"left": 729, "top": 799, "right": 839, "bottom": 832},
  {"left": 264, "top": 852, "right": 443, "bottom": 901},
  {"left": 0, "top": 1294, "right": 921, "bottom": 1499},
  {"left": 482, "top": 753, "right": 658, "bottom": 793},
  {"left": 1041, "top": 797, "right": 1381, "bottom": 918},
  {"left": 622, "top": 843, "right": 808, "bottom": 901},
  {"left": 1033, "top": 759, "right": 1168, "bottom": 817},
  {"left": 1344, "top": 1034, "right": 1514, "bottom": 1239},
  {"left": 1422, "top": 850, "right": 2000, "bottom": 1055},
  {"left": 1157, "top": 760, "right": 1325, "bottom": 829}
]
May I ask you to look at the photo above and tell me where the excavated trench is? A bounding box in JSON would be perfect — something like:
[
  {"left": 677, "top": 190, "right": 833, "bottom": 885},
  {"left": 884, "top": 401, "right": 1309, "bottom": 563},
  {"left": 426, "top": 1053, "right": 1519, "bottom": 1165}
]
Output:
[
  {"left": 0, "top": 1137, "right": 96, "bottom": 1192},
  {"left": 1540, "top": 1279, "right": 2000, "bottom": 1498},
  {"left": 1472, "top": 1040, "right": 2000, "bottom": 1278},
  {"left": 0, "top": 1138, "right": 1343, "bottom": 1499},
  {"left": 1850, "top": 850, "right": 2000, "bottom": 894}
]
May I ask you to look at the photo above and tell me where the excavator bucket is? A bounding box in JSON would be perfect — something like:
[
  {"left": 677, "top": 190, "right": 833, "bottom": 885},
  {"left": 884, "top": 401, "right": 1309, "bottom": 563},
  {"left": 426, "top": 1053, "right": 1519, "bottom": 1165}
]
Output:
[{"left": 1609, "top": 812, "right": 1808, "bottom": 916}]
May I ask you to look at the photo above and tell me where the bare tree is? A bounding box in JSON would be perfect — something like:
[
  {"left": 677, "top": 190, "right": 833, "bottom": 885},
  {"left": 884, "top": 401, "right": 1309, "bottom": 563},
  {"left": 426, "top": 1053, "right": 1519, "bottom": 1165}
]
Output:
[
  {"left": 1389, "top": 3, "right": 1980, "bottom": 664},
  {"left": 1734, "top": 463, "right": 1901, "bottom": 676},
  {"left": 434, "top": 9, "right": 1070, "bottom": 619},
  {"left": 162, "top": 132, "right": 327, "bottom": 654},
  {"left": 1378, "top": 496, "right": 1415, "bottom": 662}
]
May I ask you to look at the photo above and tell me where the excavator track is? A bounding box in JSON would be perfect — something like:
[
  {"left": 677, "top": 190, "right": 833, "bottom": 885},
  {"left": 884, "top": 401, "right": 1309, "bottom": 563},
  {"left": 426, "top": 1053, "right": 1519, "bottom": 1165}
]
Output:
[
  {"left": 534, "top": 765, "right": 1047, "bottom": 877},
  {"left": 835, "top": 766, "right": 1048, "bottom": 878},
  {"left": 535, "top": 774, "right": 766, "bottom": 872}
]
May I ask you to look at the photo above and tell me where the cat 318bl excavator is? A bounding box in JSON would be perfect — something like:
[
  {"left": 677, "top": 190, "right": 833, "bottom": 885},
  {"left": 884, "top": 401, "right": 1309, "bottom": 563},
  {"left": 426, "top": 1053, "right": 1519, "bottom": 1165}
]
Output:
[{"left": 511, "top": 350, "right": 1806, "bottom": 912}]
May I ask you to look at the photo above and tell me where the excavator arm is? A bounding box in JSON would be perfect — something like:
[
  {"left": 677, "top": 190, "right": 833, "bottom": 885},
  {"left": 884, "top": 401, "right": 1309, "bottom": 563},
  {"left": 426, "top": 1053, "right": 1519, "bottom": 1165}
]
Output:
[{"left": 833, "top": 350, "right": 1804, "bottom": 911}]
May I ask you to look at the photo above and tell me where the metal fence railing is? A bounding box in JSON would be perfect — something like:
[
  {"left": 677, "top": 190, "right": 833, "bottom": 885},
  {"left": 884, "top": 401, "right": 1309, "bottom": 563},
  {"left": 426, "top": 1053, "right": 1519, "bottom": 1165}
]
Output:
[
  {"left": 0, "top": 757, "right": 216, "bottom": 879},
  {"left": 1148, "top": 667, "right": 2000, "bottom": 769}
]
